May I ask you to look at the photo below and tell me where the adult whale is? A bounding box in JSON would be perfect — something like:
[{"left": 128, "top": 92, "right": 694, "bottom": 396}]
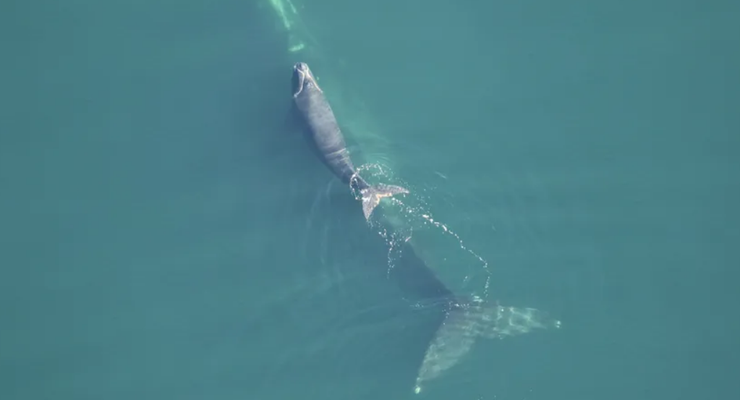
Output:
[
  {"left": 291, "top": 62, "right": 408, "bottom": 220},
  {"left": 289, "top": 62, "right": 561, "bottom": 393}
]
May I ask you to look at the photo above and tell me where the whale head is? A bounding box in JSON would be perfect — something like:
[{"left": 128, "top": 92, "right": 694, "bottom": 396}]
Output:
[{"left": 292, "top": 62, "right": 321, "bottom": 98}]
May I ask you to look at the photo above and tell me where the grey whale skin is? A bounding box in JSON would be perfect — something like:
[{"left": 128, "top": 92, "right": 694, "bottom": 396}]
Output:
[{"left": 291, "top": 62, "right": 408, "bottom": 220}]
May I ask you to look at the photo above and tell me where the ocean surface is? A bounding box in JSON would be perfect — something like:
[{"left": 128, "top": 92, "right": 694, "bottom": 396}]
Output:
[{"left": 1, "top": 0, "right": 739, "bottom": 399}]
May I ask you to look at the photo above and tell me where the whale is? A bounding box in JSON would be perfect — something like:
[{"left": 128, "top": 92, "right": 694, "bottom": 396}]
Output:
[
  {"left": 291, "top": 62, "right": 408, "bottom": 220},
  {"left": 288, "top": 62, "right": 560, "bottom": 393}
]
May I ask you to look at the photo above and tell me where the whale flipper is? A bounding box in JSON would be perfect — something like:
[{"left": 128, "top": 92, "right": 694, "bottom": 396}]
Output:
[{"left": 360, "top": 183, "right": 408, "bottom": 220}]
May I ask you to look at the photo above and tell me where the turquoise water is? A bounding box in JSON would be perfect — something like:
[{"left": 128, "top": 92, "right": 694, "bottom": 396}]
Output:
[{"left": 1, "top": 0, "right": 739, "bottom": 399}]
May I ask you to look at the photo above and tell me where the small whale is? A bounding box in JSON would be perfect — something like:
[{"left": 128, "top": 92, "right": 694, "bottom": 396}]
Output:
[{"left": 291, "top": 62, "right": 408, "bottom": 219}]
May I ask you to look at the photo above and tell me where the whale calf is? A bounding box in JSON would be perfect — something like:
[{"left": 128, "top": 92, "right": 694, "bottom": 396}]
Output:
[{"left": 291, "top": 62, "right": 408, "bottom": 219}]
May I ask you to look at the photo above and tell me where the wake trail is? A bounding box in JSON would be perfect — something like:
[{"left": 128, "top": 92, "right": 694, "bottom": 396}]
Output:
[
  {"left": 388, "top": 197, "right": 492, "bottom": 299},
  {"left": 354, "top": 162, "right": 491, "bottom": 300}
]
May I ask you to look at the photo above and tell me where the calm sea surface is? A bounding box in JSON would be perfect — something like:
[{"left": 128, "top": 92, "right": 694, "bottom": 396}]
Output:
[{"left": 1, "top": 1, "right": 738, "bottom": 399}]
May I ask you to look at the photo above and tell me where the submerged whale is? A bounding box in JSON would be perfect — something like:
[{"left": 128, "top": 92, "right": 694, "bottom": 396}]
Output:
[
  {"left": 288, "top": 62, "right": 560, "bottom": 393},
  {"left": 291, "top": 62, "right": 408, "bottom": 220},
  {"left": 372, "top": 206, "right": 561, "bottom": 393}
]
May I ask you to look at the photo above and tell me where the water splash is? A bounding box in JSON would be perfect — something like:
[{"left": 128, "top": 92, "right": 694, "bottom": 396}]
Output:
[{"left": 265, "top": 0, "right": 326, "bottom": 54}]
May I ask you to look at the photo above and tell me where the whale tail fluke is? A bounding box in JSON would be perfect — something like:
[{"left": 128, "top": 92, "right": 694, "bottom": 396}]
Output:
[
  {"left": 414, "top": 306, "right": 477, "bottom": 394},
  {"left": 414, "top": 300, "right": 562, "bottom": 393},
  {"left": 360, "top": 183, "right": 408, "bottom": 220}
]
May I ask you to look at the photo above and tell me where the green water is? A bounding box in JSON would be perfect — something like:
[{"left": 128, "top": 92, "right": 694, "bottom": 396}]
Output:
[{"left": 1, "top": 0, "right": 739, "bottom": 399}]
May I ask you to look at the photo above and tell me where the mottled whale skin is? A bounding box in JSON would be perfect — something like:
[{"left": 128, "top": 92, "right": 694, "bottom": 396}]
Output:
[{"left": 291, "top": 62, "right": 407, "bottom": 219}]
